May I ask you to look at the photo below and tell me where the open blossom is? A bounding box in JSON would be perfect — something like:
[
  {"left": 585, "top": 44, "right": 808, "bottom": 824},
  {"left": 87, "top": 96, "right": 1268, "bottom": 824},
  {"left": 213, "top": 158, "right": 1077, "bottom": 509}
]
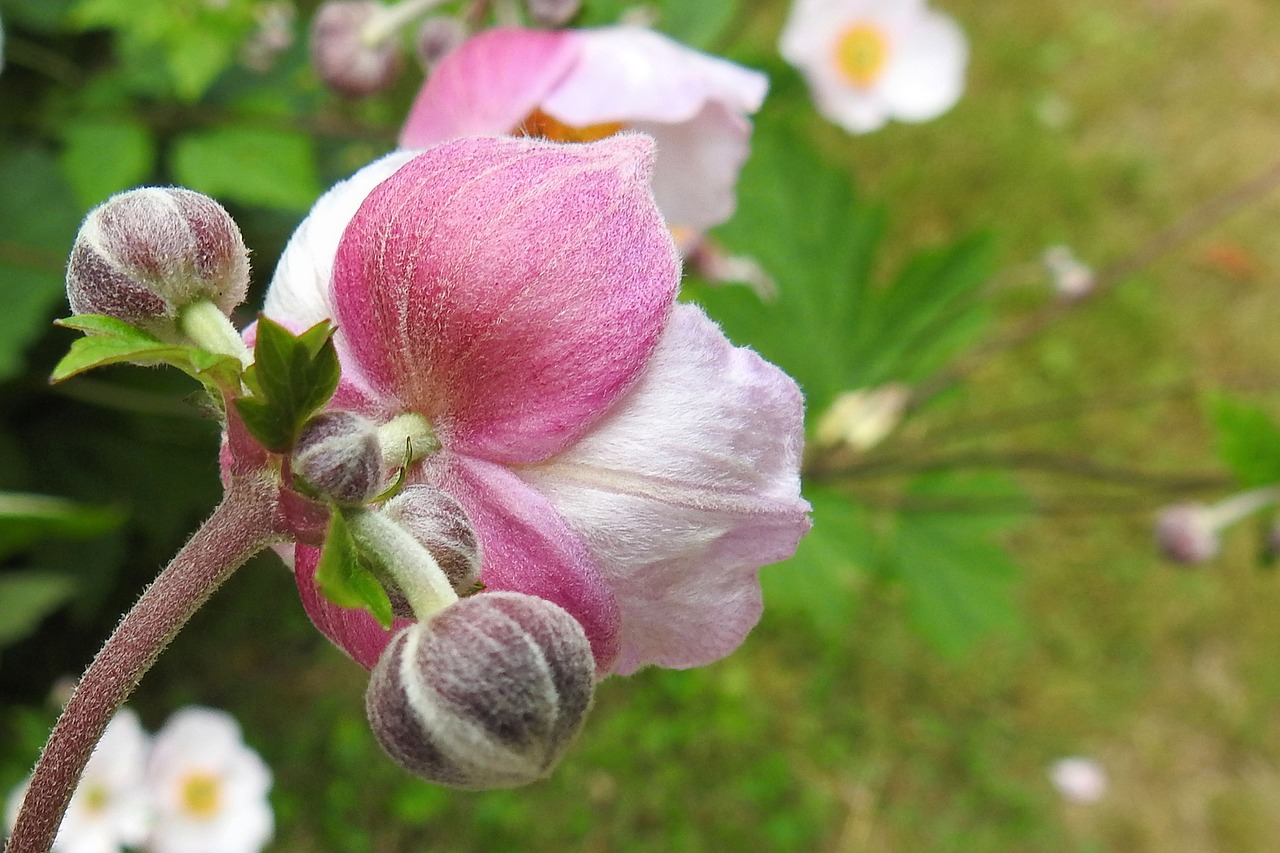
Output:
[
  {"left": 780, "top": 0, "right": 967, "bottom": 134},
  {"left": 5, "top": 709, "right": 151, "bottom": 853},
  {"left": 144, "top": 708, "right": 273, "bottom": 853},
  {"left": 399, "top": 26, "right": 768, "bottom": 236},
  {"left": 262, "top": 134, "right": 810, "bottom": 676}
]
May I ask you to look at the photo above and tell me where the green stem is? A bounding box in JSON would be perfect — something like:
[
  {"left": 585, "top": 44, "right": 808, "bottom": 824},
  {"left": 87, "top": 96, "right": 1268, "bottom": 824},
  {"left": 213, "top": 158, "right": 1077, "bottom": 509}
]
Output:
[
  {"left": 4, "top": 475, "right": 285, "bottom": 853},
  {"left": 347, "top": 508, "right": 459, "bottom": 620},
  {"left": 178, "top": 299, "right": 252, "bottom": 367}
]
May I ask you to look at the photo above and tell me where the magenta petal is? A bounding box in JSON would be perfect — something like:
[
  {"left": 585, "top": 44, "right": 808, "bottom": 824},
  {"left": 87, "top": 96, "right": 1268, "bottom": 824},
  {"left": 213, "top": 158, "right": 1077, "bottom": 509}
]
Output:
[
  {"left": 521, "top": 305, "right": 811, "bottom": 675},
  {"left": 399, "top": 28, "right": 579, "bottom": 148},
  {"left": 332, "top": 135, "right": 680, "bottom": 463},
  {"left": 432, "top": 453, "right": 621, "bottom": 672},
  {"left": 293, "top": 544, "right": 407, "bottom": 670}
]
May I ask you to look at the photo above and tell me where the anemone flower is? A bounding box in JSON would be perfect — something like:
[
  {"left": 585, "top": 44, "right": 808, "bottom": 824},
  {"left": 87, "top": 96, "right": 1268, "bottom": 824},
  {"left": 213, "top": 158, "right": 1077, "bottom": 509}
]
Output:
[
  {"left": 399, "top": 26, "right": 767, "bottom": 240},
  {"left": 261, "top": 134, "right": 810, "bottom": 677},
  {"left": 780, "top": 0, "right": 967, "bottom": 134}
]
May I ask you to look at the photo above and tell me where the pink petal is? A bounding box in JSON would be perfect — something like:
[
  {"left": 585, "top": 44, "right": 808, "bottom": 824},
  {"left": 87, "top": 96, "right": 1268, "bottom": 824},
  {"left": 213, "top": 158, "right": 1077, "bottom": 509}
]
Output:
[
  {"left": 331, "top": 135, "right": 680, "bottom": 464},
  {"left": 520, "top": 304, "right": 811, "bottom": 675},
  {"left": 432, "top": 453, "right": 622, "bottom": 671},
  {"left": 293, "top": 543, "right": 408, "bottom": 669},
  {"left": 399, "top": 28, "right": 579, "bottom": 148},
  {"left": 542, "top": 27, "right": 767, "bottom": 126}
]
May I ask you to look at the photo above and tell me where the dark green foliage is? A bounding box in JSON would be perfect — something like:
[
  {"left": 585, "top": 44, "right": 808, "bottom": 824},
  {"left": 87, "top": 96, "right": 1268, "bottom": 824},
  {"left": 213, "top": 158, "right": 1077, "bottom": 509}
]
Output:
[{"left": 235, "top": 317, "right": 340, "bottom": 452}]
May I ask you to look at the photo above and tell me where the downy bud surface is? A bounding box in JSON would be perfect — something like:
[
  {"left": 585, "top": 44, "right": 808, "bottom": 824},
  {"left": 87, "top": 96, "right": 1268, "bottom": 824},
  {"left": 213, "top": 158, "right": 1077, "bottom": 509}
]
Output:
[
  {"left": 382, "top": 485, "right": 481, "bottom": 595},
  {"left": 292, "top": 411, "right": 384, "bottom": 505},
  {"left": 66, "top": 188, "right": 250, "bottom": 329},
  {"left": 366, "top": 591, "right": 595, "bottom": 789},
  {"left": 311, "top": 1, "right": 402, "bottom": 97}
]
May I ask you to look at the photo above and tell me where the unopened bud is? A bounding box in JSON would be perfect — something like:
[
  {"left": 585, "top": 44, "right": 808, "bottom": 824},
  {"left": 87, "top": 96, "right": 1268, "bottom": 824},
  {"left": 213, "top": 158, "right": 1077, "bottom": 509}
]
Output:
[
  {"left": 1155, "top": 503, "right": 1220, "bottom": 565},
  {"left": 383, "top": 485, "right": 481, "bottom": 594},
  {"left": 66, "top": 188, "right": 250, "bottom": 331},
  {"left": 1043, "top": 245, "right": 1094, "bottom": 302},
  {"left": 293, "top": 411, "right": 384, "bottom": 505},
  {"left": 366, "top": 591, "right": 595, "bottom": 789},
  {"left": 311, "top": 1, "right": 403, "bottom": 97},
  {"left": 525, "top": 0, "right": 580, "bottom": 27},
  {"left": 414, "top": 15, "right": 466, "bottom": 67}
]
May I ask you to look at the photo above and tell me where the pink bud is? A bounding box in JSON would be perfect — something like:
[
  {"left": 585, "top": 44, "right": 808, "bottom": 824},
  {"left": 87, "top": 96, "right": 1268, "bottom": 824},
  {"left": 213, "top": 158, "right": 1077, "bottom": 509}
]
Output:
[
  {"left": 292, "top": 411, "right": 384, "bottom": 505},
  {"left": 414, "top": 15, "right": 466, "bottom": 67},
  {"left": 310, "top": 1, "right": 403, "bottom": 97},
  {"left": 66, "top": 188, "right": 250, "bottom": 328},
  {"left": 1155, "top": 503, "right": 1219, "bottom": 565},
  {"left": 525, "top": 0, "right": 580, "bottom": 27}
]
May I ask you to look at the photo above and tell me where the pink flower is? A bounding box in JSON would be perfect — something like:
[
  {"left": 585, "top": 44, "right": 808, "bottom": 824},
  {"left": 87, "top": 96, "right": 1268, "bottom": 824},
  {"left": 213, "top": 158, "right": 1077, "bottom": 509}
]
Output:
[
  {"left": 263, "top": 135, "right": 809, "bottom": 676},
  {"left": 398, "top": 26, "right": 768, "bottom": 236}
]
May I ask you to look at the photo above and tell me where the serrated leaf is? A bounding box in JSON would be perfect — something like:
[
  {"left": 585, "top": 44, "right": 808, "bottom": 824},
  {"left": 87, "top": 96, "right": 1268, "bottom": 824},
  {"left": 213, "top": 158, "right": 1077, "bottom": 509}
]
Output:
[
  {"left": 59, "top": 118, "right": 155, "bottom": 208},
  {"left": 315, "top": 509, "right": 394, "bottom": 628},
  {"left": 233, "top": 317, "right": 339, "bottom": 452},
  {"left": 0, "top": 571, "right": 79, "bottom": 649},
  {"left": 49, "top": 314, "right": 241, "bottom": 386},
  {"left": 172, "top": 127, "right": 322, "bottom": 212},
  {"left": 1208, "top": 394, "right": 1280, "bottom": 488}
]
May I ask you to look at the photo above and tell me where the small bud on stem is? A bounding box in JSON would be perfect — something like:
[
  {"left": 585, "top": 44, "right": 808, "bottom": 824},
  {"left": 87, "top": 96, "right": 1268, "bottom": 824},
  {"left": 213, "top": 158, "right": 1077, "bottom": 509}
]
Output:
[{"left": 293, "top": 411, "right": 385, "bottom": 505}]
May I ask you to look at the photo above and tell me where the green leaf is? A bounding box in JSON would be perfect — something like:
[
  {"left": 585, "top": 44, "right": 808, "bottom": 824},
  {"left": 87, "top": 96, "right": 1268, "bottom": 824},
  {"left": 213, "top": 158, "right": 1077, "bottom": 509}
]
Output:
[
  {"left": 59, "top": 118, "right": 156, "bottom": 208},
  {"left": 315, "top": 509, "right": 395, "bottom": 629},
  {"left": 233, "top": 317, "right": 340, "bottom": 452},
  {"left": 884, "top": 474, "right": 1027, "bottom": 659},
  {"left": 172, "top": 127, "right": 322, "bottom": 212},
  {"left": 0, "top": 492, "right": 124, "bottom": 558},
  {"left": 655, "top": 0, "right": 741, "bottom": 49},
  {"left": 0, "top": 147, "right": 82, "bottom": 382},
  {"left": 0, "top": 571, "right": 79, "bottom": 649},
  {"left": 50, "top": 315, "right": 242, "bottom": 387},
  {"left": 1208, "top": 394, "right": 1280, "bottom": 488}
]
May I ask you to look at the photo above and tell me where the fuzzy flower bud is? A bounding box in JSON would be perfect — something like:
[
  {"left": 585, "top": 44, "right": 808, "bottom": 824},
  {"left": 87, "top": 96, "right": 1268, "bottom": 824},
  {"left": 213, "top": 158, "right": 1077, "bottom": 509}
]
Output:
[
  {"left": 525, "top": 0, "right": 580, "bottom": 27},
  {"left": 365, "top": 591, "right": 595, "bottom": 789},
  {"left": 1155, "top": 503, "right": 1221, "bottom": 565},
  {"left": 414, "top": 15, "right": 466, "bottom": 67},
  {"left": 382, "top": 485, "right": 481, "bottom": 595},
  {"left": 311, "top": 1, "right": 403, "bottom": 96},
  {"left": 66, "top": 188, "right": 250, "bottom": 330},
  {"left": 292, "top": 411, "right": 384, "bottom": 505}
]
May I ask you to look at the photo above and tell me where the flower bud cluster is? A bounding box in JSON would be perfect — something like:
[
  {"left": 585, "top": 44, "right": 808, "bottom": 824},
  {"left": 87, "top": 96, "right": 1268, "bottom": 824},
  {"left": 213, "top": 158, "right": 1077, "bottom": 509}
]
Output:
[
  {"left": 66, "top": 188, "right": 250, "bottom": 333},
  {"left": 292, "top": 411, "right": 385, "bottom": 505}
]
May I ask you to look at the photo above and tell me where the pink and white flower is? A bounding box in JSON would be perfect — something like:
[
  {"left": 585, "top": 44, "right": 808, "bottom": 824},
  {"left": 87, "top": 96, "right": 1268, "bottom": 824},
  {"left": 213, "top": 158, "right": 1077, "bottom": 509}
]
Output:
[
  {"left": 144, "top": 708, "right": 273, "bottom": 853},
  {"left": 5, "top": 709, "right": 151, "bottom": 853},
  {"left": 263, "top": 134, "right": 810, "bottom": 677},
  {"left": 398, "top": 26, "right": 768, "bottom": 236},
  {"left": 779, "top": 0, "right": 967, "bottom": 134}
]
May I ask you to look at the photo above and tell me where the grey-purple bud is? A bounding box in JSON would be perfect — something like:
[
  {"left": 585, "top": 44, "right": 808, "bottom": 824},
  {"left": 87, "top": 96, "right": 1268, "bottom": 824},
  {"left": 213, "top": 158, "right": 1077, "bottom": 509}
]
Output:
[
  {"left": 311, "top": 1, "right": 403, "bottom": 97},
  {"left": 1155, "top": 503, "right": 1220, "bottom": 565},
  {"left": 66, "top": 188, "right": 250, "bottom": 329},
  {"left": 366, "top": 592, "right": 596, "bottom": 789},
  {"left": 414, "top": 15, "right": 467, "bottom": 67},
  {"left": 293, "top": 411, "right": 384, "bottom": 505},
  {"left": 383, "top": 485, "right": 481, "bottom": 594},
  {"left": 525, "top": 0, "right": 580, "bottom": 27}
]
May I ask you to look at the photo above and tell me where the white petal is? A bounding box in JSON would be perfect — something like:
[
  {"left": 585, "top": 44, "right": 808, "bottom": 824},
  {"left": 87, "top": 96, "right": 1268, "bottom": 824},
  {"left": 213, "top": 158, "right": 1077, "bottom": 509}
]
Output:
[
  {"left": 878, "top": 9, "right": 968, "bottom": 122},
  {"left": 521, "top": 304, "right": 810, "bottom": 674}
]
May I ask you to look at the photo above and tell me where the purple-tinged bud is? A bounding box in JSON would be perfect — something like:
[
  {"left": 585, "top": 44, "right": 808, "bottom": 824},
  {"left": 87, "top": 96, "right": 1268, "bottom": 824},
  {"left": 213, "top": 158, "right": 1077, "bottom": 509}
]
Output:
[
  {"left": 525, "top": 0, "right": 580, "bottom": 27},
  {"left": 414, "top": 15, "right": 466, "bottom": 67},
  {"left": 66, "top": 188, "right": 250, "bottom": 330},
  {"left": 366, "top": 591, "right": 595, "bottom": 789},
  {"left": 1155, "top": 503, "right": 1220, "bottom": 565},
  {"left": 293, "top": 411, "right": 384, "bottom": 505},
  {"left": 311, "top": 1, "right": 403, "bottom": 97},
  {"left": 382, "top": 485, "right": 481, "bottom": 594}
]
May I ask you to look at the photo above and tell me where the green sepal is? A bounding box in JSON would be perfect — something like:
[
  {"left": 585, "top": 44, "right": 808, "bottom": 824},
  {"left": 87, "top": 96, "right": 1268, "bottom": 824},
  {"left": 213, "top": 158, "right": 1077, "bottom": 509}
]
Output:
[
  {"left": 234, "top": 316, "right": 341, "bottom": 452},
  {"left": 315, "top": 508, "right": 395, "bottom": 629},
  {"left": 50, "top": 314, "right": 242, "bottom": 388},
  {"left": 369, "top": 439, "right": 412, "bottom": 505}
]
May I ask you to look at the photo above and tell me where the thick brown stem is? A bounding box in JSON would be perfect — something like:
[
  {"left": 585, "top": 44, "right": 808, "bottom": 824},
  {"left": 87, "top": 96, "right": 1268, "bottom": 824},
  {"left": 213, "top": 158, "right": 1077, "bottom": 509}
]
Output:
[{"left": 5, "top": 474, "right": 284, "bottom": 853}]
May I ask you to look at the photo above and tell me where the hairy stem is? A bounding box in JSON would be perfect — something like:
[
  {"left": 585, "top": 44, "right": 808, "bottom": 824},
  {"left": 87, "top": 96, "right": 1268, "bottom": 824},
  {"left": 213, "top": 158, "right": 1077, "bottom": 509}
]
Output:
[{"left": 4, "top": 474, "right": 284, "bottom": 853}]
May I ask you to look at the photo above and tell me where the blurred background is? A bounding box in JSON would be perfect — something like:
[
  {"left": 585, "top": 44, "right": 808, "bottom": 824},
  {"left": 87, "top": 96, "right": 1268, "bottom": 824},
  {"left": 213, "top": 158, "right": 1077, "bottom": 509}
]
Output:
[{"left": 5, "top": 0, "right": 1280, "bottom": 850}]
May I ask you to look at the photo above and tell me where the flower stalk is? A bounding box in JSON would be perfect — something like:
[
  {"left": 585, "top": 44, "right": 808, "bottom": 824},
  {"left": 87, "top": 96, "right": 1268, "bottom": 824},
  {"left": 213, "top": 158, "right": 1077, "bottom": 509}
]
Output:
[{"left": 4, "top": 474, "right": 286, "bottom": 853}]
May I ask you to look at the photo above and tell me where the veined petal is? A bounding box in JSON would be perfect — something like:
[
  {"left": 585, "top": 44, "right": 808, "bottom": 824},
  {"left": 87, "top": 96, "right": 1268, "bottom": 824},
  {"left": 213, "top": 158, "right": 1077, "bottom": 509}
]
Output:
[
  {"left": 435, "top": 453, "right": 622, "bottom": 671},
  {"left": 541, "top": 26, "right": 767, "bottom": 126},
  {"left": 399, "top": 28, "right": 579, "bottom": 147},
  {"left": 332, "top": 135, "right": 680, "bottom": 463},
  {"left": 293, "top": 543, "right": 408, "bottom": 669},
  {"left": 520, "top": 304, "right": 811, "bottom": 675}
]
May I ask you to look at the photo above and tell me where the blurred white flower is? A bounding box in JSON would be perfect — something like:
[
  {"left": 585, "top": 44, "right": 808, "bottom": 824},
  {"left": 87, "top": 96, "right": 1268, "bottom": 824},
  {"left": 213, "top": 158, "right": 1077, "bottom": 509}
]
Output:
[
  {"left": 1048, "top": 756, "right": 1107, "bottom": 804},
  {"left": 5, "top": 709, "right": 152, "bottom": 853},
  {"left": 779, "top": 0, "right": 967, "bottom": 134},
  {"left": 144, "top": 708, "right": 273, "bottom": 853},
  {"left": 1043, "top": 245, "right": 1094, "bottom": 301},
  {"left": 814, "top": 384, "right": 912, "bottom": 452}
]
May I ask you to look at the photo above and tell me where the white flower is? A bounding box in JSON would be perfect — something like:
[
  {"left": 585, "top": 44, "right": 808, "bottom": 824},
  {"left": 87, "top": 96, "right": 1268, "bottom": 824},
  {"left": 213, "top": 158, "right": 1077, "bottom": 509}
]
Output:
[
  {"left": 144, "top": 708, "right": 273, "bottom": 853},
  {"left": 1048, "top": 756, "right": 1107, "bottom": 804},
  {"left": 1043, "top": 245, "right": 1094, "bottom": 301},
  {"left": 779, "top": 0, "right": 967, "bottom": 133},
  {"left": 5, "top": 709, "right": 151, "bottom": 853}
]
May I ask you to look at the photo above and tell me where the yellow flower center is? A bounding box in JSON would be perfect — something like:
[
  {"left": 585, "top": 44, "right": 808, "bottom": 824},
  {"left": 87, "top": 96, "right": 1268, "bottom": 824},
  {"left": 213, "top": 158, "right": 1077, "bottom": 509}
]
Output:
[
  {"left": 514, "top": 108, "right": 625, "bottom": 144},
  {"left": 179, "top": 772, "right": 222, "bottom": 820},
  {"left": 81, "top": 783, "right": 110, "bottom": 815},
  {"left": 833, "top": 23, "right": 890, "bottom": 88}
]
